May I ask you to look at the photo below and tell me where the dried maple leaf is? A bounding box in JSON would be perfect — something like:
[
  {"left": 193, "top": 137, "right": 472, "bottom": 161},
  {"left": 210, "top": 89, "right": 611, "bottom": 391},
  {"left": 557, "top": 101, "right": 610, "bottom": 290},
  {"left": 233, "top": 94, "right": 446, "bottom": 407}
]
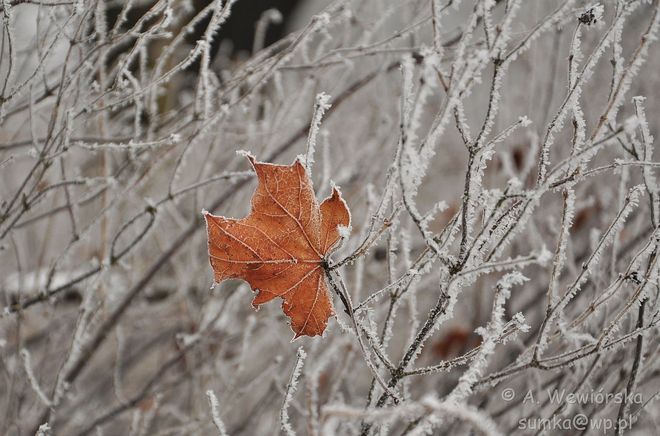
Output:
[{"left": 203, "top": 154, "right": 351, "bottom": 339}]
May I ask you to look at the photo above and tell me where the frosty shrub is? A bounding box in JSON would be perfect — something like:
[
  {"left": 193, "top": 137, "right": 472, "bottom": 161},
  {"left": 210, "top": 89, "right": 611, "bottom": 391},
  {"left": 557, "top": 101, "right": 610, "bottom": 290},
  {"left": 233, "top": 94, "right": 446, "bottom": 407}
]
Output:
[{"left": 1, "top": 0, "right": 659, "bottom": 435}]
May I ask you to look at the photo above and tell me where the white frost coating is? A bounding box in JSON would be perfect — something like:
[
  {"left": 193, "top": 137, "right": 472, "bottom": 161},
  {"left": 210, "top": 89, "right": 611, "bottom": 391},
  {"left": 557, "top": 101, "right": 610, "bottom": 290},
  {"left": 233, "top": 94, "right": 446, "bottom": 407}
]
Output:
[
  {"left": 491, "top": 0, "right": 522, "bottom": 56},
  {"left": 280, "top": 347, "right": 306, "bottom": 436},
  {"left": 95, "top": 0, "right": 108, "bottom": 43},
  {"left": 538, "top": 186, "right": 644, "bottom": 356},
  {"left": 21, "top": 349, "right": 53, "bottom": 407},
  {"left": 632, "top": 97, "right": 659, "bottom": 225},
  {"left": 547, "top": 188, "right": 576, "bottom": 312},
  {"left": 504, "top": 1, "right": 578, "bottom": 67},
  {"left": 519, "top": 115, "right": 532, "bottom": 127},
  {"left": 321, "top": 397, "right": 502, "bottom": 436},
  {"left": 411, "top": 397, "right": 504, "bottom": 436},
  {"left": 572, "top": 104, "right": 587, "bottom": 156},
  {"left": 337, "top": 225, "right": 351, "bottom": 239},
  {"left": 74, "top": 0, "right": 85, "bottom": 15},
  {"left": 305, "top": 92, "right": 332, "bottom": 174},
  {"left": 578, "top": 3, "right": 604, "bottom": 25},
  {"left": 313, "top": 12, "right": 331, "bottom": 27},
  {"left": 235, "top": 149, "right": 255, "bottom": 159},
  {"left": 35, "top": 423, "right": 51, "bottom": 436},
  {"left": 603, "top": 9, "right": 659, "bottom": 130},
  {"left": 401, "top": 55, "right": 416, "bottom": 134},
  {"left": 409, "top": 49, "right": 442, "bottom": 144},
  {"left": 1, "top": 1, "right": 658, "bottom": 434},
  {"left": 447, "top": 272, "right": 528, "bottom": 404},
  {"left": 422, "top": 200, "right": 448, "bottom": 227},
  {"left": 511, "top": 312, "right": 530, "bottom": 333},
  {"left": 206, "top": 390, "right": 229, "bottom": 436},
  {"left": 538, "top": 1, "right": 641, "bottom": 182},
  {"left": 198, "top": 0, "right": 237, "bottom": 119},
  {"left": 624, "top": 115, "right": 641, "bottom": 136}
]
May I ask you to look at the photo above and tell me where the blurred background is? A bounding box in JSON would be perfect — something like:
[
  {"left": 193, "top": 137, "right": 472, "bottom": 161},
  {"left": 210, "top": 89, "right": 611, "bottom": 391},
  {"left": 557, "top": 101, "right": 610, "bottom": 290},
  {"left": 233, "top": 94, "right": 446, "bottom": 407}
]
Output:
[{"left": 1, "top": 1, "right": 659, "bottom": 435}]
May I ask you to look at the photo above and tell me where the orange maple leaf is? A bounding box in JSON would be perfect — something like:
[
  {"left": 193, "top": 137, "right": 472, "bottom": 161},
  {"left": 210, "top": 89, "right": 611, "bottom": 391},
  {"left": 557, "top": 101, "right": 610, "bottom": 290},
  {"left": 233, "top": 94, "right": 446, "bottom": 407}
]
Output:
[{"left": 203, "top": 154, "right": 351, "bottom": 339}]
